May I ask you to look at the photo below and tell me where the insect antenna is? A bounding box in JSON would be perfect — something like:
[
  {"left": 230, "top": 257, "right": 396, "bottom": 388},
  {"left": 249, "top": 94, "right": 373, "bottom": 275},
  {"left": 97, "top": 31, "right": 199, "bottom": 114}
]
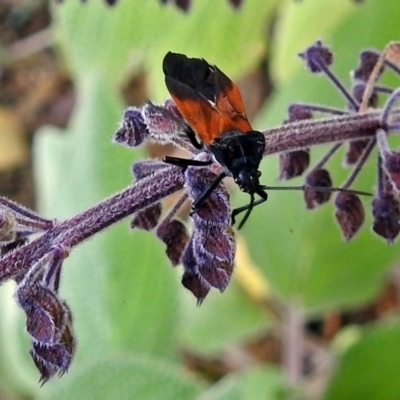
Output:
[
  {"left": 231, "top": 185, "right": 369, "bottom": 230},
  {"left": 264, "top": 185, "right": 371, "bottom": 197}
]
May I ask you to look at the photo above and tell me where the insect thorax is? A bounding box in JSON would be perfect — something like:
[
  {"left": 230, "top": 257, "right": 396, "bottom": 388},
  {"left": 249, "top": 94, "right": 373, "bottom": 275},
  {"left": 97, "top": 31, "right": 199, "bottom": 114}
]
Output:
[{"left": 207, "top": 130, "right": 266, "bottom": 179}]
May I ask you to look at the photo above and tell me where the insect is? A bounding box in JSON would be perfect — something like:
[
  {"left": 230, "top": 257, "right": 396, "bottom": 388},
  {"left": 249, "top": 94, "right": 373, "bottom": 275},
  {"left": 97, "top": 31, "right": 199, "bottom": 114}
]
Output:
[{"left": 162, "top": 52, "right": 268, "bottom": 229}]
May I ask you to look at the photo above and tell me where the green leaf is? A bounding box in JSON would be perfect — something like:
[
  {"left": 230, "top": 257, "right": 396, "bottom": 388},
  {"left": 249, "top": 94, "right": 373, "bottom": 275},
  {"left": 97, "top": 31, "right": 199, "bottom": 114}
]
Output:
[
  {"left": 324, "top": 318, "right": 400, "bottom": 400},
  {"left": 198, "top": 377, "right": 241, "bottom": 400},
  {"left": 39, "top": 354, "right": 205, "bottom": 400},
  {"left": 180, "top": 280, "right": 271, "bottom": 352},
  {"left": 199, "top": 366, "right": 286, "bottom": 400},
  {"left": 52, "top": 0, "right": 278, "bottom": 99},
  {"left": 238, "top": 0, "right": 400, "bottom": 312}
]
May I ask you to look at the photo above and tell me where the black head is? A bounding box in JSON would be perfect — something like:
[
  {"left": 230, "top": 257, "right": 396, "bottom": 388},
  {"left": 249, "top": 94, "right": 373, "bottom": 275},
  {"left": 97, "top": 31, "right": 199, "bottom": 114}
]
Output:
[
  {"left": 234, "top": 166, "right": 262, "bottom": 194},
  {"left": 208, "top": 130, "right": 266, "bottom": 193}
]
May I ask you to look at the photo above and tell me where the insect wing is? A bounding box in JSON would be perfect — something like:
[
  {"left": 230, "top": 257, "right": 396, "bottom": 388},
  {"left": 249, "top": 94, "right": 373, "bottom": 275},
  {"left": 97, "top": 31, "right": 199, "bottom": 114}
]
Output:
[
  {"left": 164, "top": 73, "right": 219, "bottom": 145},
  {"left": 163, "top": 52, "right": 253, "bottom": 143},
  {"left": 212, "top": 67, "right": 252, "bottom": 133}
]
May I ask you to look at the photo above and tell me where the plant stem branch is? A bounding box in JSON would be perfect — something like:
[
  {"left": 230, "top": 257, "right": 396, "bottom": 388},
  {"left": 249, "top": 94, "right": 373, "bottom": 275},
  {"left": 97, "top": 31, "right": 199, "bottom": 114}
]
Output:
[{"left": 0, "top": 167, "right": 184, "bottom": 283}]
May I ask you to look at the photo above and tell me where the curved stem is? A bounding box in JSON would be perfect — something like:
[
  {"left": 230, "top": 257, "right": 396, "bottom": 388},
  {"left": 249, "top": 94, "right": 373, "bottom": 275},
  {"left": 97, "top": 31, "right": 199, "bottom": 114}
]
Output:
[{"left": 0, "top": 167, "right": 184, "bottom": 284}]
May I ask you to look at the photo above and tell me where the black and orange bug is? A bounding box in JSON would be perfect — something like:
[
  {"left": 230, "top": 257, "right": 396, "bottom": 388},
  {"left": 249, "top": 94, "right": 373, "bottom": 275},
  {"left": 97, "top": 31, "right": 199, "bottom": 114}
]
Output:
[{"left": 162, "top": 52, "right": 268, "bottom": 229}]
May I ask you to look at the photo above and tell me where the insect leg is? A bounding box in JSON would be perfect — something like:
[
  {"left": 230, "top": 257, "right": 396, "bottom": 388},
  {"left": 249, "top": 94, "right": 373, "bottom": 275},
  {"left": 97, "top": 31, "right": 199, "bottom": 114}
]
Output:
[
  {"left": 183, "top": 125, "right": 203, "bottom": 149},
  {"left": 191, "top": 172, "right": 226, "bottom": 212},
  {"left": 232, "top": 189, "right": 268, "bottom": 229}
]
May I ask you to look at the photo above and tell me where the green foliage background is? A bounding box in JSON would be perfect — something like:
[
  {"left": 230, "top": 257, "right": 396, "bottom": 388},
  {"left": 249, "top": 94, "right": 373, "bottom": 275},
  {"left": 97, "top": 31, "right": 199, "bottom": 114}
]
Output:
[{"left": 0, "top": 0, "right": 400, "bottom": 399}]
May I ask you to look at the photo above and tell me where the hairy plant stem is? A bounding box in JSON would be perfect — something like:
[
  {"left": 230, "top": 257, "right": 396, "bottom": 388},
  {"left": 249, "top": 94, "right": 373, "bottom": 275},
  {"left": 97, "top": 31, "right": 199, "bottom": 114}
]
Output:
[
  {"left": 0, "top": 109, "right": 398, "bottom": 284},
  {"left": 0, "top": 167, "right": 184, "bottom": 283},
  {"left": 263, "top": 109, "right": 399, "bottom": 155}
]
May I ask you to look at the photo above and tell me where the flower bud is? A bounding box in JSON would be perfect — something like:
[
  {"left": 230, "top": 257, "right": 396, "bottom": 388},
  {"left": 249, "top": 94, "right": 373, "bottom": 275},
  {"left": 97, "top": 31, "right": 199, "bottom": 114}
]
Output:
[
  {"left": 286, "top": 104, "right": 313, "bottom": 122},
  {"left": 114, "top": 107, "right": 149, "bottom": 147},
  {"left": 372, "top": 193, "right": 400, "bottom": 243},
  {"left": 304, "top": 169, "right": 333, "bottom": 209},
  {"left": 344, "top": 139, "right": 370, "bottom": 165},
  {"left": 30, "top": 305, "right": 75, "bottom": 383},
  {"left": 382, "top": 151, "right": 400, "bottom": 191},
  {"left": 279, "top": 150, "right": 310, "bottom": 180},
  {"left": 192, "top": 227, "right": 235, "bottom": 291},
  {"left": 352, "top": 50, "right": 383, "bottom": 82},
  {"left": 351, "top": 82, "right": 378, "bottom": 108},
  {"left": 299, "top": 40, "right": 333, "bottom": 73},
  {"left": 335, "top": 192, "right": 365, "bottom": 241},
  {"left": 157, "top": 219, "right": 189, "bottom": 266},
  {"left": 181, "top": 241, "right": 210, "bottom": 303}
]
